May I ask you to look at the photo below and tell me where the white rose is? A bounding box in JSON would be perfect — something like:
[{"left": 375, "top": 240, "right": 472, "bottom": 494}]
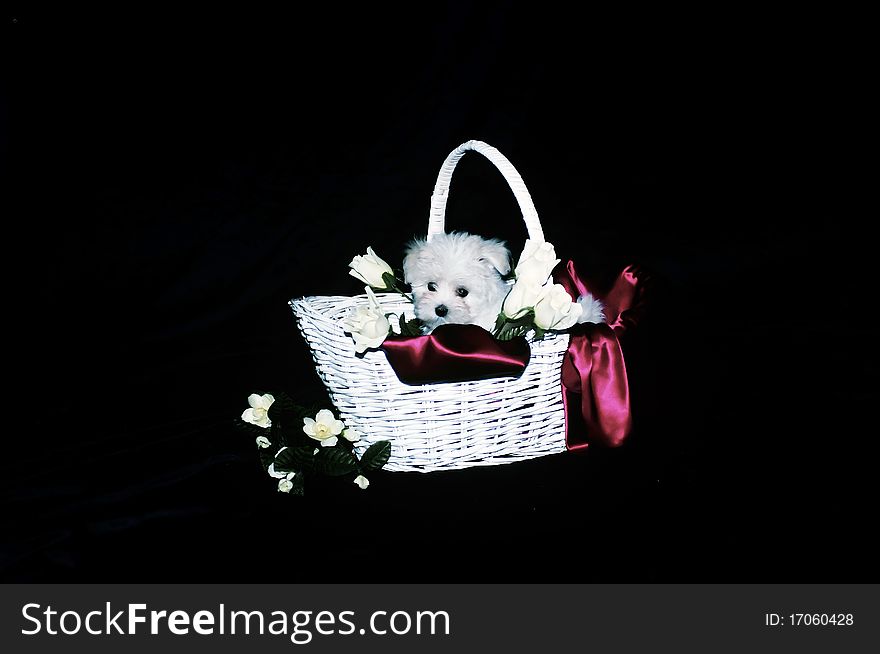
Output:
[
  {"left": 255, "top": 435, "right": 271, "bottom": 449},
  {"left": 241, "top": 393, "right": 275, "bottom": 428},
  {"left": 341, "top": 287, "right": 391, "bottom": 353},
  {"left": 349, "top": 246, "right": 395, "bottom": 289},
  {"left": 353, "top": 474, "right": 370, "bottom": 490},
  {"left": 533, "top": 284, "right": 583, "bottom": 330},
  {"left": 303, "top": 409, "right": 345, "bottom": 447},
  {"left": 278, "top": 478, "right": 294, "bottom": 493},
  {"left": 514, "top": 240, "right": 560, "bottom": 286},
  {"left": 502, "top": 279, "right": 545, "bottom": 319}
]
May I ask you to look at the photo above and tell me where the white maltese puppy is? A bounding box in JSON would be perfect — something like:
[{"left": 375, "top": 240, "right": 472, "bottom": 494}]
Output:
[
  {"left": 403, "top": 231, "right": 512, "bottom": 333},
  {"left": 403, "top": 231, "right": 606, "bottom": 333}
]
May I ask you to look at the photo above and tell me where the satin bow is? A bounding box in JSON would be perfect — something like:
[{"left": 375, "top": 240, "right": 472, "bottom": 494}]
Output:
[{"left": 553, "top": 261, "right": 648, "bottom": 449}]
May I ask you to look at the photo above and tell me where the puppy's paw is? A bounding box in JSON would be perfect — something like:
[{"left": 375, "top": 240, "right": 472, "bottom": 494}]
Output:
[{"left": 576, "top": 293, "right": 606, "bottom": 324}]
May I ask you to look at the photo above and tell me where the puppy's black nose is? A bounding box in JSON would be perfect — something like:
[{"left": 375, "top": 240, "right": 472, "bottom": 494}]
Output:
[{"left": 434, "top": 305, "right": 448, "bottom": 317}]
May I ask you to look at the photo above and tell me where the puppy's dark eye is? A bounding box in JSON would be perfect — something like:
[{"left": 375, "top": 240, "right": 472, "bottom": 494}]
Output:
[
  {"left": 456, "top": 287, "right": 469, "bottom": 298},
  {"left": 427, "top": 282, "right": 438, "bottom": 292}
]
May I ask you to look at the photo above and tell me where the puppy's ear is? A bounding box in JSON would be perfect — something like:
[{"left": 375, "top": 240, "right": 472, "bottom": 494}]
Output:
[
  {"left": 402, "top": 238, "right": 429, "bottom": 283},
  {"left": 477, "top": 239, "right": 512, "bottom": 276}
]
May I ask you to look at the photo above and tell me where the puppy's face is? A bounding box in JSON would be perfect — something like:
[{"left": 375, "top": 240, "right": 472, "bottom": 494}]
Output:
[{"left": 403, "top": 232, "right": 511, "bottom": 332}]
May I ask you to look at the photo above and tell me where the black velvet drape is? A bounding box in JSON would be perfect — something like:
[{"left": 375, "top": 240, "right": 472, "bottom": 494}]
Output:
[{"left": 4, "top": 5, "right": 874, "bottom": 581}]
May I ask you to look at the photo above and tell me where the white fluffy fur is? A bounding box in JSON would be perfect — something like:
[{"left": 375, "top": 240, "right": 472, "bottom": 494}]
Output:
[
  {"left": 403, "top": 231, "right": 606, "bottom": 333},
  {"left": 577, "top": 293, "right": 606, "bottom": 324},
  {"left": 403, "top": 232, "right": 512, "bottom": 332}
]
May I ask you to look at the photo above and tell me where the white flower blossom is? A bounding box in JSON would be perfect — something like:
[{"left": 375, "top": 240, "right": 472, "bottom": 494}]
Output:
[
  {"left": 533, "top": 284, "right": 583, "bottom": 330},
  {"left": 341, "top": 287, "right": 391, "bottom": 353},
  {"left": 255, "top": 436, "right": 271, "bottom": 449},
  {"left": 278, "top": 478, "right": 294, "bottom": 493},
  {"left": 514, "top": 240, "right": 560, "bottom": 286},
  {"left": 353, "top": 475, "right": 370, "bottom": 489},
  {"left": 241, "top": 393, "right": 275, "bottom": 428},
  {"left": 267, "top": 447, "right": 290, "bottom": 478},
  {"left": 267, "top": 463, "right": 285, "bottom": 479},
  {"left": 502, "top": 279, "right": 545, "bottom": 319},
  {"left": 303, "top": 409, "right": 345, "bottom": 447},
  {"left": 349, "top": 246, "right": 395, "bottom": 289},
  {"left": 342, "top": 428, "right": 361, "bottom": 442}
]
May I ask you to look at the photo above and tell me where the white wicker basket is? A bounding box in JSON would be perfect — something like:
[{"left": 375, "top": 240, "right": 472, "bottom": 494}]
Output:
[{"left": 290, "top": 140, "right": 569, "bottom": 472}]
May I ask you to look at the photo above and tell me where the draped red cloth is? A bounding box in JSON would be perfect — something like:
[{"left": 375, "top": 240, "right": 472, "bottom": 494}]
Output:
[
  {"left": 379, "top": 261, "right": 649, "bottom": 450},
  {"left": 382, "top": 325, "right": 530, "bottom": 384},
  {"left": 552, "top": 261, "right": 648, "bottom": 449}
]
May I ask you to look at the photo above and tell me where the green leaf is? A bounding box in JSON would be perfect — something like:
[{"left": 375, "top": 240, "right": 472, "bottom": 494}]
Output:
[
  {"left": 234, "top": 417, "right": 273, "bottom": 437},
  {"left": 494, "top": 310, "right": 538, "bottom": 341},
  {"left": 267, "top": 391, "right": 302, "bottom": 421},
  {"left": 275, "top": 426, "right": 290, "bottom": 448},
  {"left": 315, "top": 447, "right": 359, "bottom": 476},
  {"left": 359, "top": 441, "right": 391, "bottom": 471},
  {"left": 275, "top": 446, "right": 316, "bottom": 473},
  {"left": 288, "top": 474, "right": 305, "bottom": 496},
  {"left": 398, "top": 314, "right": 424, "bottom": 336},
  {"left": 259, "top": 445, "right": 279, "bottom": 472},
  {"left": 493, "top": 312, "right": 507, "bottom": 333},
  {"left": 380, "top": 271, "right": 398, "bottom": 292}
]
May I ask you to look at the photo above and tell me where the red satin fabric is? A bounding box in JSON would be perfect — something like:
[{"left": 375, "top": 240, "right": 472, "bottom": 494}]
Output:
[
  {"left": 553, "top": 261, "right": 649, "bottom": 449},
  {"left": 381, "top": 325, "right": 530, "bottom": 384}
]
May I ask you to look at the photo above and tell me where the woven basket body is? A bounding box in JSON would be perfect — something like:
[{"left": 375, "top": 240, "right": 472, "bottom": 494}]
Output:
[{"left": 290, "top": 140, "right": 568, "bottom": 472}]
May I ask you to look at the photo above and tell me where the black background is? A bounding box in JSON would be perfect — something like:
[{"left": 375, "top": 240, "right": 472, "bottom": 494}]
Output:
[{"left": 3, "top": 5, "right": 875, "bottom": 582}]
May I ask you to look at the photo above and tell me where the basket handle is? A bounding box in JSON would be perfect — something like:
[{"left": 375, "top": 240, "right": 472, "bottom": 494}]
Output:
[{"left": 427, "top": 139, "right": 545, "bottom": 243}]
